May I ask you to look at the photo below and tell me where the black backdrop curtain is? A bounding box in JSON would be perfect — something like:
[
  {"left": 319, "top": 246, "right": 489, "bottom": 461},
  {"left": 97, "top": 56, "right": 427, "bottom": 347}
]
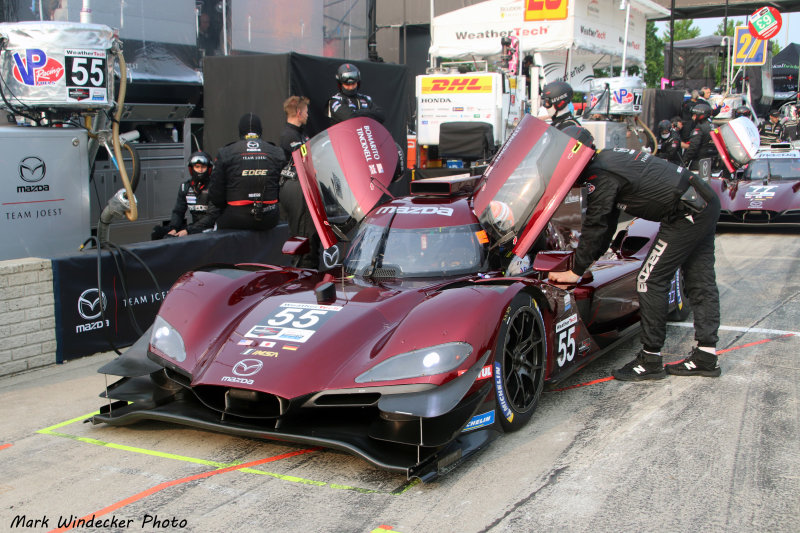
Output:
[{"left": 203, "top": 53, "right": 409, "bottom": 158}]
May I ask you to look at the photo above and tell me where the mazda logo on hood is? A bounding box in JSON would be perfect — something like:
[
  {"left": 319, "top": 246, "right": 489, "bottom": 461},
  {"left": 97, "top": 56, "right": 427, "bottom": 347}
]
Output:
[
  {"left": 233, "top": 359, "right": 263, "bottom": 377},
  {"left": 19, "top": 156, "right": 46, "bottom": 183},
  {"left": 323, "top": 246, "right": 340, "bottom": 268},
  {"left": 78, "top": 288, "right": 107, "bottom": 321}
]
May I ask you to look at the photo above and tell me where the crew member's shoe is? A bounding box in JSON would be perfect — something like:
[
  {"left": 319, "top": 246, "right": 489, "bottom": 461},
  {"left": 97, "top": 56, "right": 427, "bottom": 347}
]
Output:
[
  {"left": 666, "top": 348, "right": 721, "bottom": 377},
  {"left": 612, "top": 350, "right": 666, "bottom": 381}
]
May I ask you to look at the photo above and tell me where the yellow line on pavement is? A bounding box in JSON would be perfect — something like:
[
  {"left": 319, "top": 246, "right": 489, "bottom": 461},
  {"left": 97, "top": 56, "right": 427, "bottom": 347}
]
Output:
[{"left": 37, "top": 410, "right": 409, "bottom": 495}]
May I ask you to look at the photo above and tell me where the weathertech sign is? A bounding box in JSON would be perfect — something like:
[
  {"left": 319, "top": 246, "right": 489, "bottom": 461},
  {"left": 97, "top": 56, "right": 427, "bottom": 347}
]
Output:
[
  {"left": 421, "top": 76, "right": 493, "bottom": 94},
  {"left": 525, "top": 0, "right": 567, "bottom": 21}
]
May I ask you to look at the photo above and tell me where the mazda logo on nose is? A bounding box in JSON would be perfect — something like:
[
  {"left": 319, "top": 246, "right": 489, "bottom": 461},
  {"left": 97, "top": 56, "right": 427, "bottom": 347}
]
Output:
[
  {"left": 233, "top": 359, "right": 263, "bottom": 377},
  {"left": 78, "top": 288, "right": 107, "bottom": 320},
  {"left": 19, "top": 156, "right": 46, "bottom": 183}
]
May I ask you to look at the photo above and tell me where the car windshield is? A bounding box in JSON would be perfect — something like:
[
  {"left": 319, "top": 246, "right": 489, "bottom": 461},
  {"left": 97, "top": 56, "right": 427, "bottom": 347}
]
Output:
[
  {"left": 744, "top": 159, "right": 800, "bottom": 181},
  {"left": 344, "top": 222, "right": 488, "bottom": 278}
]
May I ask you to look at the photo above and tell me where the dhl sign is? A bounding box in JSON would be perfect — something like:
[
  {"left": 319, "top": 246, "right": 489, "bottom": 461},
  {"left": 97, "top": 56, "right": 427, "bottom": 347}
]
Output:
[
  {"left": 524, "top": 0, "right": 568, "bottom": 21},
  {"left": 421, "top": 76, "right": 494, "bottom": 94}
]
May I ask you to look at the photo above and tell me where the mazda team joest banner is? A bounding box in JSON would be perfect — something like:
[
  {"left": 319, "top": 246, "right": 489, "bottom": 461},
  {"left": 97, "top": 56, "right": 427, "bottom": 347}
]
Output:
[{"left": 429, "top": 0, "right": 668, "bottom": 65}]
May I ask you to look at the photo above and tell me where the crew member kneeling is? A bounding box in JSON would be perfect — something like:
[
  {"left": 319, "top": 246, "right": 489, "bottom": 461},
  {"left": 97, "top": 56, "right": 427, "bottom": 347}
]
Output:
[{"left": 209, "top": 112, "right": 286, "bottom": 230}]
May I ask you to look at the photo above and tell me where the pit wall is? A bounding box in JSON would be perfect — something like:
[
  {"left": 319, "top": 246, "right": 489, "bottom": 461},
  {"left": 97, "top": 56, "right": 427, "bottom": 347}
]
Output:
[{"left": 0, "top": 258, "right": 57, "bottom": 377}]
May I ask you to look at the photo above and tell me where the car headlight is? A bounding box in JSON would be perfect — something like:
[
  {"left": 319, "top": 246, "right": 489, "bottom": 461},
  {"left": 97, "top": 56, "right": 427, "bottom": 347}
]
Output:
[
  {"left": 150, "top": 315, "right": 187, "bottom": 362},
  {"left": 355, "top": 342, "right": 472, "bottom": 383}
]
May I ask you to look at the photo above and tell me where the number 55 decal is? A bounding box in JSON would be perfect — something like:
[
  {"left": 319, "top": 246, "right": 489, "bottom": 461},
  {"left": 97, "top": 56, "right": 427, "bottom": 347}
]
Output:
[{"left": 555, "top": 314, "right": 578, "bottom": 367}]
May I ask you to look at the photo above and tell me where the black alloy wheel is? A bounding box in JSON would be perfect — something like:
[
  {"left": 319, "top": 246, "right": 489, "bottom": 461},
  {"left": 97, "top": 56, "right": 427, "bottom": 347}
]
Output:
[{"left": 494, "top": 292, "right": 547, "bottom": 432}]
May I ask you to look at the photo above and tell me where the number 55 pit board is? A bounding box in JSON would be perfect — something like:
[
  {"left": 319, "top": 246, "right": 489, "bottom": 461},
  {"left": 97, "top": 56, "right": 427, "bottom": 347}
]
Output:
[{"left": 0, "top": 22, "right": 115, "bottom": 109}]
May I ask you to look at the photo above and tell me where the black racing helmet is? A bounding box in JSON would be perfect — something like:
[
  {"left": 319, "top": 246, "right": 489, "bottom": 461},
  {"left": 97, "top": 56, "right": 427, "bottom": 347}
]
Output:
[
  {"left": 542, "top": 80, "right": 573, "bottom": 112},
  {"left": 657, "top": 119, "right": 672, "bottom": 138},
  {"left": 336, "top": 63, "right": 361, "bottom": 95},
  {"left": 188, "top": 151, "right": 212, "bottom": 183},
  {"left": 691, "top": 103, "right": 712, "bottom": 121},
  {"left": 561, "top": 125, "right": 595, "bottom": 149},
  {"left": 734, "top": 105, "right": 752, "bottom": 119}
]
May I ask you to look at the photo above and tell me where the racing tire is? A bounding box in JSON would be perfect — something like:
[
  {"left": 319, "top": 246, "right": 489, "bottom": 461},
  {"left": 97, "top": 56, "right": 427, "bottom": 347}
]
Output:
[
  {"left": 494, "top": 292, "right": 547, "bottom": 432},
  {"left": 666, "top": 269, "right": 691, "bottom": 322}
]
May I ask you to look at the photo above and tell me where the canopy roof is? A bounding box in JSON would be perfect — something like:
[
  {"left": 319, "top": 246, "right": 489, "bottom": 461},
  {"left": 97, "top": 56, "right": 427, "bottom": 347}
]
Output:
[
  {"left": 429, "top": 0, "right": 669, "bottom": 65},
  {"left": 773, "top": 43, "right": 800, "bottom": 72},
  {"left": 650, "top": 0, "right": 799, "bottom": 20}
]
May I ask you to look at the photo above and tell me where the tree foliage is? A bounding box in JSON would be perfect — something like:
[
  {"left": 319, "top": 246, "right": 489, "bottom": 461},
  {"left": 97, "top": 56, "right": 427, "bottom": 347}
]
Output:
[
  {"left": 644, "top": 20, "right": 664, "bottom": 88},
  {"left": 662, "top": 19, "right": 701, "bottom": 42}
]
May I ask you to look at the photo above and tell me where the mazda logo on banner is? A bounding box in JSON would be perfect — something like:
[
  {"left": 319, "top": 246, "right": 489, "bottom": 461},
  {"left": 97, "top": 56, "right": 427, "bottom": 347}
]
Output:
[
  {"left": 78, "top": 288, "right": 107, "bottom": 320},
  {"left": 233, "top": 359, "right": 263, "bottom": 377},
  {"left": 19, "top": 156, "right": 46, "bottom": 183}
]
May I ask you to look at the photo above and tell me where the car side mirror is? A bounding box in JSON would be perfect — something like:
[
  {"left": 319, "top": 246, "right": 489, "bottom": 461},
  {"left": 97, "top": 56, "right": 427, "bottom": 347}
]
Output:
[
  {"left": 533, "top": 250, "right": 574, "bottom": 272},
  {"left": 282, "top": 236, "right": 310, "bottom": 256}
]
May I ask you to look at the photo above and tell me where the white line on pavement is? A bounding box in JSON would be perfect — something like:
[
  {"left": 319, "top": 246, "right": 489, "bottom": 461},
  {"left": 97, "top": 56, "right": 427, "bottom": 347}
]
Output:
[{"left": 669, "top": 322, "right": 800, "bottom": 336}]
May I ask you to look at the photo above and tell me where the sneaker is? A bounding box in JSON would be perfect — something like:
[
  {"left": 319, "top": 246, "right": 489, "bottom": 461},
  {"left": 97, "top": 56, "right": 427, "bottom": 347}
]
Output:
[
  {"left": 666, "top": 348, "right": 721, "bottom": 377},
  {"left": 612, "top": 350, "right": 666, "bottom": 381}
]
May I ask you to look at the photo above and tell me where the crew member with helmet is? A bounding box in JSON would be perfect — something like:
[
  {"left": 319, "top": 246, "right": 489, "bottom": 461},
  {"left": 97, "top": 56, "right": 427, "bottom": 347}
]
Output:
[
  {"left": 759, "top": 109, "right": 784, "bottom": 145},
  {"left": 656, "top": 119, "right": 684, "bottom": 166},
  {"left": 208, "top": 112, "right": 286, "bottom": 231},
  {"left": 734, "top": 105, "right": 753, "bottom": 121},
  {"left": 327, "top": 63, "right": 385, "bottom": 125},
  {"left": 683, "top": 103, "right": 717, "bottom": 173},
  {"left": 550, "top": 125, "right": 722, "bottom": 382},
  {"left": 152, "top": 151, "right": 217, "bottom": 239},
  {"left": 541, "top": 80, "right": 580, "bottom": 130}
]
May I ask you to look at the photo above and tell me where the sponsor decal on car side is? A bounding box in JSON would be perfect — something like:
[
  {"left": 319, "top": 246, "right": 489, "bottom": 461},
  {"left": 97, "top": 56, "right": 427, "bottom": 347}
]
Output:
[
  {"left": 463, "top": 410, "right": 495, "bottom": 432},
  {"left": 555, "top": 313, "right": 578, "bottom": 367},
  {"left": 458, "top": 365, "right": 492, "bottom": 379}
]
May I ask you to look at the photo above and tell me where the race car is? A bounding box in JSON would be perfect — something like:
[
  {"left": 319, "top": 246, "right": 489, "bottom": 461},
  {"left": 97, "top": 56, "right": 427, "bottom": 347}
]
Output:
[
  {"left": 710, "top": 144, "right": 800, "bottom": 226},
  {"left": 707, "top": 116, "right": 800, "bottom": 226},
  {"left": 92, "top": 115, "right": 688, "bottom": 481}
]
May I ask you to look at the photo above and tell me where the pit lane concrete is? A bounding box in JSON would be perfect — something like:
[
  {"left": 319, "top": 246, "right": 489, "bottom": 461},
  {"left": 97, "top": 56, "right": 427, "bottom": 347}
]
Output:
[{"left": 1, "top": 228, "right": 798, "bottom": 533}]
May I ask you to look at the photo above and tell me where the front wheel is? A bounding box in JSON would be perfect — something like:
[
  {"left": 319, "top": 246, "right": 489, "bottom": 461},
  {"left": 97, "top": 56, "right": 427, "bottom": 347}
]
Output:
[{"left": 494, "top": 292, "right": 547, "bottom": 432}]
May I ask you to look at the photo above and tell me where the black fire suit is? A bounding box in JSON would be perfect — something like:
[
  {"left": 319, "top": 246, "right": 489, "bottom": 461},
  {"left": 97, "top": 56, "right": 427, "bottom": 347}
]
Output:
[
  {"left": 279, "top": 122, "right": 319, "bottom": 268},
  {"left": 683, "top": 119, "right": 717, "bottom": 171},
  {"left": 208, "top": 137, "right": 286, "bottom": 230},
  {"left": 572, "top": 148, "right": 721, "bottom": 352},
  {"left": 656, "top": 130, "right": 684, "bottom": 166},
  {"left": 551, "top": 113, "right": 581, "bottom": 131},
  {"left": 759, "top": 120, "right": 784, "bottom": 145},
  {"left": 168, "top": 179, "right": 216, "bottom": 234},
  {"left": 327, "top": 91, "right": 385, "bottom": 125}
]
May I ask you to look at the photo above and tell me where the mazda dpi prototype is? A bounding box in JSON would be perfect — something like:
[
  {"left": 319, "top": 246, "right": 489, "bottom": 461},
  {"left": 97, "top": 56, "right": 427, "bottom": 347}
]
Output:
[
  {"left": 710, "top": 146, "right": 800, "bottom": 225},
  {"left": 93, "top": 116, "right": 686, "bottom": 481}
]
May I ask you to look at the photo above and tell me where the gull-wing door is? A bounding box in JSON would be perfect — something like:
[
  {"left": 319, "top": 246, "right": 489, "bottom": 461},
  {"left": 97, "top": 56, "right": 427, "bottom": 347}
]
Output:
[
  {"left": 472, "top": 115, "right": 595, "bottom": 258},
  {"left": 294, "top": 117, "right": 398, "bottom": 250}
]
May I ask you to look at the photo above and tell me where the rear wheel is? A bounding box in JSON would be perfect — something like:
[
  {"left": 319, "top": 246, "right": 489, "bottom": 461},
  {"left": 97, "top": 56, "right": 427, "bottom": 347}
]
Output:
[{"left": 494, "top": 292, "right": 547, "bottom": 432}]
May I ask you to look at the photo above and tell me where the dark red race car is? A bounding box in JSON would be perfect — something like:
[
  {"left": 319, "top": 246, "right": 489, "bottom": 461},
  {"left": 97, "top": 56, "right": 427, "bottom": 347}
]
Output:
[
  {"left": 93, "top": 116, "right": 686, "bottom": 481},
  {"left": 709, "top": 116, "right": 800, "bottom": 226},
  {"left": 710, "top": 145, "right": 800, "bottom": 226}
]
